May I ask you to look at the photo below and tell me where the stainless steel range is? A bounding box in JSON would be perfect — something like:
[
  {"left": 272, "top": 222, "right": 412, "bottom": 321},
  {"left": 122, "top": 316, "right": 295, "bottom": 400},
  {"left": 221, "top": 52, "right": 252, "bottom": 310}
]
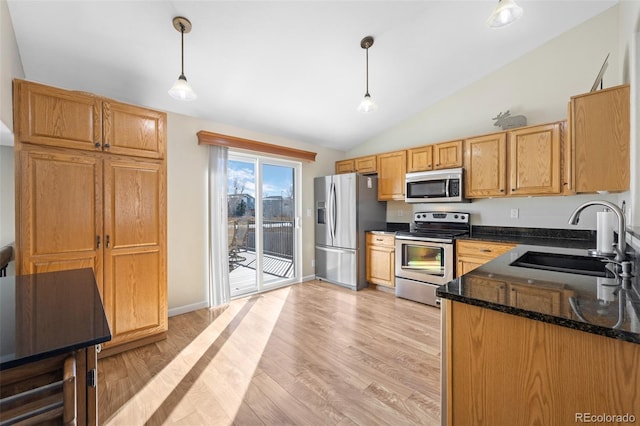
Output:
[{"left": 395, "top": 211, "right": 470, "bottom": 307}]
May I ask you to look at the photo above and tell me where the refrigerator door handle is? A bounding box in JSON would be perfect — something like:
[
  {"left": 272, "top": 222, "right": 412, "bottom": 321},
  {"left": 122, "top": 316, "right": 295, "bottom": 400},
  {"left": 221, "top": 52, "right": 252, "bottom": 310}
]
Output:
[{"left": 331, "top": 182, "right": 338, "bottom": 241}]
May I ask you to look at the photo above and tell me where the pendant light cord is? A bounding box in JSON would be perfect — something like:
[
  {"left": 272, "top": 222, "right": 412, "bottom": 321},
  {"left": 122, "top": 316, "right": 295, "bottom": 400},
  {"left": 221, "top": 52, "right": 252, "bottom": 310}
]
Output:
[
  {"left": 365, "top": 46, "right": 370, "bottom": 96},
  {"left": 180, "top": 23, "right": 185, "bottom": 77}
]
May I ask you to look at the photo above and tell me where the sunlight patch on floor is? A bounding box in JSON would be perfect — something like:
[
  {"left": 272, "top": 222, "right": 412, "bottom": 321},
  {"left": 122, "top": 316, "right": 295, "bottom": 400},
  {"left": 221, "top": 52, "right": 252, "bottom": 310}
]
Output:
[{"left": 104, "top": 286, "right": 291, "bottom": 425}]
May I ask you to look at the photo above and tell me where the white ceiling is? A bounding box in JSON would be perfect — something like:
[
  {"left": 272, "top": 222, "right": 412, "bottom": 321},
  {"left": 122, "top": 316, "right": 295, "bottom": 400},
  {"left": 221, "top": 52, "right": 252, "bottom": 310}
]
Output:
[{"left": 7, "top": 0, "right": 618, "bottom": 151}]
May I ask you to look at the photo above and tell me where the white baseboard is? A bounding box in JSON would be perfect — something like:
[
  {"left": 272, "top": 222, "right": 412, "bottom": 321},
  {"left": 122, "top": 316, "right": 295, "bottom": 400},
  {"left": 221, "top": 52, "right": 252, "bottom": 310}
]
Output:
[
  {"left": 168, "top": 300, "right": 209, "bottom": 317},
  {"left": 302, "top": 274, "right": 316, "bottom": 282}
]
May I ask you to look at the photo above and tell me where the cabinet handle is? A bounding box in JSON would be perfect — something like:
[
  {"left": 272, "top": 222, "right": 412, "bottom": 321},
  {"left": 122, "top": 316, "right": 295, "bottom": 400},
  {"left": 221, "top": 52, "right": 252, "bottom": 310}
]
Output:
[
  {"left": 376, "top": 238, "right": 383, "bottom": 242},
  {"left": 480, "top": 249, "right": 492, "bottom": 253},
  {"left": 511, "top": 188, "right": 515, "bottom": 191},
  {"left": 94, "top": 142, "right": 101, "bottom": 148},
  {"left": 500, "top": 189, "right": 505, "bottom": 192},
  {"left": 104, "top": 143, "right": 111, "bottom": 149},
  {"left": 106, "top": 235, "right": 110, "bottom": 248},
  {"left": 96, "top": 236, "right": 101, "bottom": 249}
]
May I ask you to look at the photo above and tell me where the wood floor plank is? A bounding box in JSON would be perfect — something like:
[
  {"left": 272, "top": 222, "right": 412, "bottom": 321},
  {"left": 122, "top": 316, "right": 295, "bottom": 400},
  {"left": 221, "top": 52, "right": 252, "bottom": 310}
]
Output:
[{"left": 99, "top": 280, "right": 441, "bottom": 425}]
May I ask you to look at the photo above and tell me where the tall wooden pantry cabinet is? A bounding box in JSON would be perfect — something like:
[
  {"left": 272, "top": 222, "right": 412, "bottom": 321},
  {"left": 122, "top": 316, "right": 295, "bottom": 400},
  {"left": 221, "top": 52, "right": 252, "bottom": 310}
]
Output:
[{"left": 12, "top": 79, "right": 167, "bottom": 355}]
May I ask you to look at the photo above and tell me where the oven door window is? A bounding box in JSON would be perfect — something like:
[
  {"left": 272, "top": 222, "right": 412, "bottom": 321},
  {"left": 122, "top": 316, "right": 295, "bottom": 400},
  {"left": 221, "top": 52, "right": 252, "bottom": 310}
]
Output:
[
  {"left": 407, "top": 180, "right": 447, "bottom": 199},
  {"left": 401, "top": 244, "right": 444, "bottom": 276}
]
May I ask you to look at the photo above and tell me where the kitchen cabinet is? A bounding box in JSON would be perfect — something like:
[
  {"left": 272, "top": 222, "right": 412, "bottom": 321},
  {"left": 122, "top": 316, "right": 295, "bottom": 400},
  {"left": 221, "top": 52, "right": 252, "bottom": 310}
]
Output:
[
  {"left": 455, "top": 240, "right": 516, "bottom": 277},
  {"left": 568, "top": 84, "right": 630, "bottom": 193},
  {"left": 464, "top": 122, "right": 563, "bottom": 198},
  {"left": 406, "top": 145, "right": 433, "bottom": 172},
  {"left": 13, "top": 80, "right": 167, "bottom": 355},
  {"left": 463, "top": 132, "right": 507, "bottom": 198},
  {"left": 508, "top": 122, "right": 562, "bottom": 196},
  {"left": 406, "top": 140, "right": 463, "bottom": 173},
  {"left": 14, "top": 79, "right": 165, "bottom": 160},
  {"left": 461, "top": 275, "right": 507, "bottom": 304},
  {"left": 366, "top": 232, "right": 395, "bottom": 288},
  {"left": 335, "top": 159, "right": 355, "bottom": 174},
  {"left": 335, "top": 155, "right": 377, "bottom": 174},
  {"left": 443, "top": 300, "right": 640, "bottom": 425},
  {"left": 433, "top": 140, "right": 463, "bottom": 169},
  {"left": 377, "top": 150, "right": 406, "bottom": 201},
  {"left": 508, "top": 281, "right": 562, "bottom": 316}
]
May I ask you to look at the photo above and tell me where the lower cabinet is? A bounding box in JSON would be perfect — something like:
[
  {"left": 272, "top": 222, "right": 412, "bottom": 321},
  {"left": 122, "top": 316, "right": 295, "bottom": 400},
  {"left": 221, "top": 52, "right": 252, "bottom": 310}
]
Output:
[
  {"left": 455, "top": 240, "right": 516, "bottom": 277},
  {"left": 16, "top": 147, "right": 167, "bottom": 354},
  {"left": 443, "top": 300, "right": 640, "bottom": 425},
  {"left": 366, "top": 233, "right": 395, "bottom": 288}
]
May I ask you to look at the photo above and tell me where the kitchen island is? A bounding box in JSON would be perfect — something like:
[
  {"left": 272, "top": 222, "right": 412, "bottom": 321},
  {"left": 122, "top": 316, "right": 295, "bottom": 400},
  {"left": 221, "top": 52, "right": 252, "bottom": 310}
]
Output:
[
  {"left": 0, "top": 268, "right": 111, "bottom": 425},
  {"left": 437, "top": 244, "right": 640, "bottom": 425}
]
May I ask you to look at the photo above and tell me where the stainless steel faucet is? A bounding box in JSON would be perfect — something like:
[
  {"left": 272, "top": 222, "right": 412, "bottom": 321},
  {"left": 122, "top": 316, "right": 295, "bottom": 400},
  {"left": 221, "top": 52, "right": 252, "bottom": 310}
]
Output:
[{"left": 568, "top": 201, "right": 627, "bottom": 262}]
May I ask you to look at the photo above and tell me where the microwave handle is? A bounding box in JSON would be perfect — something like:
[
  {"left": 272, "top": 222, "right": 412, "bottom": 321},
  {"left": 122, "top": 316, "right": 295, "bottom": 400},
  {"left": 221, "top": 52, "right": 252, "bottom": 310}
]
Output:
[{"left": 445, "top": 178, "right": 450, "bottom": 198}]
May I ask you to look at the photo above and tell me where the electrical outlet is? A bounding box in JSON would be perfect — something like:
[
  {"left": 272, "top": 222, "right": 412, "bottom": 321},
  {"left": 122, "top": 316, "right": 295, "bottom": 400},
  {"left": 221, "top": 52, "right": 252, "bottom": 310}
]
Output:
[
  {"left": 306, "top": 208, "right": 313, "bottom": 217},
  {"left": 510, "top": 208, "right": 519, "bottom": 219},
  {"left": 311, "top": 259, "right": 315, "bottom": 267}
]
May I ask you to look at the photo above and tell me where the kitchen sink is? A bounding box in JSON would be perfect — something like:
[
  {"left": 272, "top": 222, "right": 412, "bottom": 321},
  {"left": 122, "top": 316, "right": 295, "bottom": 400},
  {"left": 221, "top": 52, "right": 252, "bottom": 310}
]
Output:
[{"left": 510, "top": 251, "right": 614, "bottom": 277}]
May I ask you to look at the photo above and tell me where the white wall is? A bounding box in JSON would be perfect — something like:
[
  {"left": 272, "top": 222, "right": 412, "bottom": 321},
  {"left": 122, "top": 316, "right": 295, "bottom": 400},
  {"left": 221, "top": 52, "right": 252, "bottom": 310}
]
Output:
[
  {"left": 349, "top": 6, "right": 633, "bottom": 230},
  {"left": 0, "top": 146, "right": 15, "bottom": 246},
  {"left": 618, "top": 1, "right": 640, "bottom": 226},
  {"left": 166, "top": 112, "right": 343, "bottom": 313},
  {"left": 0, "top": 0, "right": 24, "bottom": 132}
]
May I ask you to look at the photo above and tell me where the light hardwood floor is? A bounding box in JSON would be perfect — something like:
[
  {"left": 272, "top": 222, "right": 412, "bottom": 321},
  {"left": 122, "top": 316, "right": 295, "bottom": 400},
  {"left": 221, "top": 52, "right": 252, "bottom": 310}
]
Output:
[{"left": 98, "top": 280, "right": 442, "bottom": 425}]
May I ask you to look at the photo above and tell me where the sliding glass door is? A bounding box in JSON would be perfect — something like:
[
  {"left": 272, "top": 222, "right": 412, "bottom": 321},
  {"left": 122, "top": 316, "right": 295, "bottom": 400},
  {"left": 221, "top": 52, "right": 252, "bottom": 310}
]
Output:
[{"left": 227, "top": 153, "right": 300, "bottom": 297}]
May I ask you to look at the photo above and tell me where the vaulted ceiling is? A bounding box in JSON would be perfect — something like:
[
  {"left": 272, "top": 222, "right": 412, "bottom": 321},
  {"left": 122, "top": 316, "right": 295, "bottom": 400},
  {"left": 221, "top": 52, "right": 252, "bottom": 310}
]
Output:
[{"left": 7, "top": 1, "right": 617, "bottom": 150}]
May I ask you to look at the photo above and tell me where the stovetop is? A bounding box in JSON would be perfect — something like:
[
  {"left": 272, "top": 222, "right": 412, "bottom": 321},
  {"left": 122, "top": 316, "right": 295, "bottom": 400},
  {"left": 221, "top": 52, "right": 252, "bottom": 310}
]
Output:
[{"left": 396, "top": 211, "right": 470, "bottom": 243}]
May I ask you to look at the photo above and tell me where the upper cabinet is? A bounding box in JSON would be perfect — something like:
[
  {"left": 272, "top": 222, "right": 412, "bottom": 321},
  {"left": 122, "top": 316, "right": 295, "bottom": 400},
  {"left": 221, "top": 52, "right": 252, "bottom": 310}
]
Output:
[
  {"left": 14, "top": 80, "right": 165, "bottom": 159},
  {"left": 407, "top": 145, "right": 433, "bottom": 172},
  {"left": 464, "top": 132, "right": 507, "bottom": 198},
  {"left": 433, "top": 140, "right": 463, "bottom": 170},
  {"left": 508, "top": 122, "right": 562, "bottom": 196},
  {"left": 335, "top": 154, "right": 377, "bottom": 174},
  {"left": 407, "top": 140, "right": 462, "bottom": 173},
  {"left": 569, "top": 84, "right": 630, "bottom": 193},
  {"left": 464, "top": 122, "right": 563, "bottom": 199},
  {"left": 377, "top": 150, "right": 407, "bottom": 201}
]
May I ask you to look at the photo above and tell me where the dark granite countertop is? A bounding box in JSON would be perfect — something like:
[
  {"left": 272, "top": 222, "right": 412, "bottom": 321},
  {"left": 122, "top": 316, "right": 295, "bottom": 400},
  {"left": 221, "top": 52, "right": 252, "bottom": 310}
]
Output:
[
  {"left": 437, "top": 244, "right": 640, "bottom": 344},
  {"left": 0, "top": 268, "right": 112, "bottom": 370},
  {"left": 463, "top": 226, "right": 597, "bottom": 249}
]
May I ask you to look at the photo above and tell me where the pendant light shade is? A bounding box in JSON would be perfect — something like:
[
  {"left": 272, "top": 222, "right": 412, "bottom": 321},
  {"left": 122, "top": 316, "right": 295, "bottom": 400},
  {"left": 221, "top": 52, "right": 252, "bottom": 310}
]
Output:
[
  {"left": 357, "top": 36, "right": 377, "bottom": 113},
  {"left": 169, "top": 16, "right": 197, "bottom": 101},
  {"left": 486, "top": 0, "right": 523, "bottom": 29}
]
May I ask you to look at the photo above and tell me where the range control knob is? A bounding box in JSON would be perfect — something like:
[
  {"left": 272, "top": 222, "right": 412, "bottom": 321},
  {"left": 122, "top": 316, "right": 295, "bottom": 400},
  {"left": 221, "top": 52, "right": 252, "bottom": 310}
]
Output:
[
  {"left": 460, "top": 215, "right": 466, "bottom": 220},
  {"left": 454, "top": 214, "right": 459, "bottom": 219}
]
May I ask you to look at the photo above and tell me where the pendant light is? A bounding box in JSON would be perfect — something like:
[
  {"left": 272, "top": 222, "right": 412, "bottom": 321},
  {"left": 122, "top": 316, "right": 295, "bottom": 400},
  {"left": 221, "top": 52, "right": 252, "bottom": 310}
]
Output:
[
  {"left": 168, "top": 16, "right": 197, "bottom": 101},
  {"left": 357, "top": 36, "right": 377, "bottom": 113},
  {"left": 486, "top": 0, "right": 523, "bottom": 29}
]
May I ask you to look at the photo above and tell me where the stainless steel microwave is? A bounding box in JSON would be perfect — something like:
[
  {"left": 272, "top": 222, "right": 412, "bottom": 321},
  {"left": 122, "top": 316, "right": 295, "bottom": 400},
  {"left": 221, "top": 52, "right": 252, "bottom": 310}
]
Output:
[{"left": 405, "top": 168, "right": 468, "bottom": 203}]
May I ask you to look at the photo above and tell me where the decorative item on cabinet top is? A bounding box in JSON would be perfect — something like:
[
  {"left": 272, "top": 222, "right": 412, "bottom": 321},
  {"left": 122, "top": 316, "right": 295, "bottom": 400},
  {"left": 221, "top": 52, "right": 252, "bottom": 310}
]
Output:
[{"left": 492, "top": 110, "right": 527, "bottom": 130}]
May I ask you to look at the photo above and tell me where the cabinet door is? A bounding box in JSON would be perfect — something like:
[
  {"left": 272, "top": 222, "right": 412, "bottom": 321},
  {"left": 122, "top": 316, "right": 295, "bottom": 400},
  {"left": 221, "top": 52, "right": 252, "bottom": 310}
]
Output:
[
  {"left": 335, "top": 159, "right": 355, "bottom": 174},
  {"left": 508, "top": 123, "right": 561, "bottom": 196},
  {"left": 103, "top": 158, "right": 167, "bottom": 346},
  {"left": 464, "top": 133, "right": 507, "bottom": 198},
  {"left": 366, "top": 245, "right": 395, "bottom": 287},
  {"left": 434, "top": 140, "right": 463, "bottom": 169},
  {"left": 456, "top": 258, "right": 484, "bottom": 277},
  {"left": 508, "top": 283, "right": 562, "bottom": 316},
  {"left": 377, "top": 150, "right": 407, "bottom": 201},
  {"left": 460, "top": 275, "right": 507, "bottom": 304},
  {"left": 14, "top": 80, "right": 102, "bottom": 151},
  {"left": 103, "top": 101, "right": 166, "bottom": 159},
  {"left": 570, "top": 84, "right": 630, "bottom": 193},
  {"left": 407, "top": 146, "right": 433, "bottom": 172},
  {"left": 17, "top": 149, "right": 103, "bottom": 294},
  {"left": 354, "top": 155, "right": 377, "bottom": 174}
]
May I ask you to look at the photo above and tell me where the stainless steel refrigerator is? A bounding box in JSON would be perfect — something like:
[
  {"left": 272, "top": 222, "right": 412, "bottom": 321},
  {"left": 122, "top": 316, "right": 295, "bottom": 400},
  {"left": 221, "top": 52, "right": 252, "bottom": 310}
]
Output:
[{"left": 314, "top": 173, "right": 386, "bottom": 290}]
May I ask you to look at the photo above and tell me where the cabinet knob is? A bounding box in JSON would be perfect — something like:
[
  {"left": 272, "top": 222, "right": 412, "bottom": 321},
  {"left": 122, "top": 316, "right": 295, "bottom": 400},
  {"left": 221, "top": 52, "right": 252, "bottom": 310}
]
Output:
[
  {"left": 96, "top": 235, "right": 101, "bottom": 249},
  {"left": 511, "top": 188, "right": 515, "bottom": 191},
  {"left": 106, "top": 235, "right": 110, "bottom": 248},
  {"left": 94, "top": 142, "right": 101, "bottom": 148},
  {"left": 104, "top": 143, "right": 111, "bottom": 149},
  {"left": 500, "top": 189, "right": 505, "bottom": 192}
]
